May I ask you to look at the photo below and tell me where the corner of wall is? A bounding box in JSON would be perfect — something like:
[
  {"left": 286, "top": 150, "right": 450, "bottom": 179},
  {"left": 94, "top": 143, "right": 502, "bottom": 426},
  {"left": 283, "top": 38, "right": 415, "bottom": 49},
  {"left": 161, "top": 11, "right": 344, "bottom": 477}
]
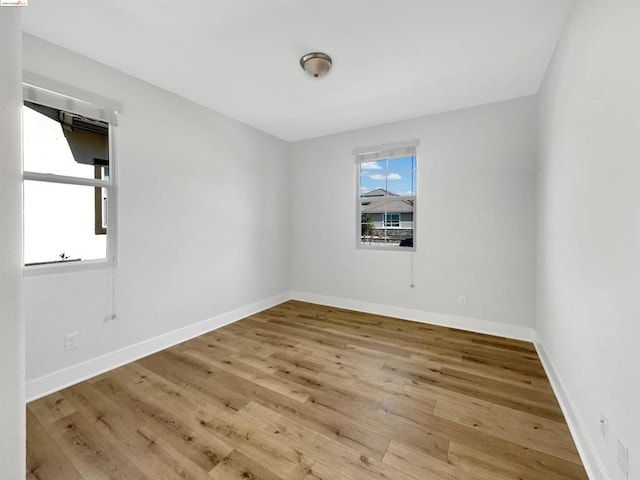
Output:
[
  {"left": 291, "top": 291, "right": 536, "bottom": 343},
  {"left": 534, "top": 339, "right": 609, "bottom": 480},
  {"left": 0, "top": 7, "right": 26, "bottom": 480}
]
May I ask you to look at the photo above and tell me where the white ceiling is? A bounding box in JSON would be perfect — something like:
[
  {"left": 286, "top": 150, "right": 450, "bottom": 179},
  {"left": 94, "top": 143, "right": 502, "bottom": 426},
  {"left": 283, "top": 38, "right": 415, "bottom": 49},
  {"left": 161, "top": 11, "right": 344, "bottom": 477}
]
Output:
[{"left": 22, "top": 0, "right": 573, "bottom": 142}]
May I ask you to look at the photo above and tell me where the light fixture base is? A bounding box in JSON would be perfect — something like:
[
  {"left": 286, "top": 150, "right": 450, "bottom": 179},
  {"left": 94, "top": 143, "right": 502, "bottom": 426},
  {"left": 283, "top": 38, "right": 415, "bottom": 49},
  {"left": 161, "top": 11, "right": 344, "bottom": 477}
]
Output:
[{"left": 300, "top": 52, "right": 332, "bottom": 78}]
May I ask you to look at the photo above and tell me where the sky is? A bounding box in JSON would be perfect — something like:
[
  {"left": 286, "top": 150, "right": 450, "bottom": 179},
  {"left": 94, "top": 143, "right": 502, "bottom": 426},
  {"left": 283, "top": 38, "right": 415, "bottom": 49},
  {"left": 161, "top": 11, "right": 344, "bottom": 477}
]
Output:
[{"left": 359, "top": 155, "right": 416, "bottom": 197}]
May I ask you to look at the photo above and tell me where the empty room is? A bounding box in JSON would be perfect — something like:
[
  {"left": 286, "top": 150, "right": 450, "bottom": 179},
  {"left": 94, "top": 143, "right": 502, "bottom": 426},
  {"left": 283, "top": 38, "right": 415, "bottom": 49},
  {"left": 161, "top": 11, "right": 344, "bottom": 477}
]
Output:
[{"left": 1, "top": 1, "right": 638, "bottom": 479}]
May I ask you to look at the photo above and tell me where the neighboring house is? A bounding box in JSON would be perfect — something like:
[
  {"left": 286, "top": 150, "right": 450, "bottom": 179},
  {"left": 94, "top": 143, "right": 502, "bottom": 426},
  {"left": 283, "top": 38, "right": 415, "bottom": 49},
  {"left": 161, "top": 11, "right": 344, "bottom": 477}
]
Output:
[{"left": 360, "top": 188, "right": 413, "bottom": 242}]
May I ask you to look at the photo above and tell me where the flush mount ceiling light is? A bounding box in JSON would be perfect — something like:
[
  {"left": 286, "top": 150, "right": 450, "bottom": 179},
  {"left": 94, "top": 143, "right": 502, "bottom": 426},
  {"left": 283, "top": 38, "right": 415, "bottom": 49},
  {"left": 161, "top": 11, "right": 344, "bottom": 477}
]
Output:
[{"left": 300, "top": 52, "right": 332, "bottom": 78}]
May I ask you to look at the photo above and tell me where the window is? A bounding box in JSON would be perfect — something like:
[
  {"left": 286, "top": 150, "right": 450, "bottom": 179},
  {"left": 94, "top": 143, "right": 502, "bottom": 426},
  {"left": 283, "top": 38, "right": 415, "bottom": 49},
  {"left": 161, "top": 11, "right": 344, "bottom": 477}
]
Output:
[
  {"left": 356, "top": 140, "right": 417, "bottom": 250},
  {"left": 22, "top": 82, "right": 117, "bottom": 272},
  {"left": 384, "top": 214, "right": 400, "bottom": 228}
]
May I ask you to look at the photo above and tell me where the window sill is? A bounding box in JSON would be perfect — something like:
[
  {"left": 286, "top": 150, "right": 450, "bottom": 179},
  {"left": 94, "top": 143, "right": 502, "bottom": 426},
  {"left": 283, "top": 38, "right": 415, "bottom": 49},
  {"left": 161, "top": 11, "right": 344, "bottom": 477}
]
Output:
[
  {"left": 24, "top": 258, "right": 115, "bottom": 277},
  {"left": 357, "top": 244, "right": 416, "bottom": 252}
]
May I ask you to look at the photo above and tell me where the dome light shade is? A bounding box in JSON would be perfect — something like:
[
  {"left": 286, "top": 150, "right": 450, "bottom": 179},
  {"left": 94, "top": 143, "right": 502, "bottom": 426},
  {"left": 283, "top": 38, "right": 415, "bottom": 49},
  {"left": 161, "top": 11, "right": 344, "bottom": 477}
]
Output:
[{"left": 300, "top": 52, "right": 332, "bottom": 78}]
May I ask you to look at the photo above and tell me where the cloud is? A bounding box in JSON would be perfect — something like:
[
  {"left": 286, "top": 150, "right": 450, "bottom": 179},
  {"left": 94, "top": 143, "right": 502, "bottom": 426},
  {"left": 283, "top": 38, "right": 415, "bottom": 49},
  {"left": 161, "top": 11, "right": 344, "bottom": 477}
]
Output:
[
  {"left": 360, "top": 161, "right": 382, "bottom": 170},
  {"left": 368, "top": 173, "right": 402, "bottom": 181}
]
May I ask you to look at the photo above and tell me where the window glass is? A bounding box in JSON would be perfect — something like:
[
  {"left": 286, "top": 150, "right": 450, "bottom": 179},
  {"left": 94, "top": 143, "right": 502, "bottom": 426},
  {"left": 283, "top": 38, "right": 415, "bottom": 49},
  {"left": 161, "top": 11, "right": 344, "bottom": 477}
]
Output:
[
  {"left": 23, "top": 102, "right": 109, "bottom": 179},
  {"left": 24, "top": 181, "right": 107, "bottom": 265},
  {"left": 358, "top": 154, "right": 416, "bottom": 249}
]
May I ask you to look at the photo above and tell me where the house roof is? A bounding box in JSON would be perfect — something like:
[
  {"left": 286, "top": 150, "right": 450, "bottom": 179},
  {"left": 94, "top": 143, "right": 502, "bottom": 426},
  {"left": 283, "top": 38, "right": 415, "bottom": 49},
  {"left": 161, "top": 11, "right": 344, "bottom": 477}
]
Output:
[
  {"left": 362, "top": 188, "right": 397, "bottom": 198},
  {"left": 361, "top": 199, "right": 414, "bottom": 214},
  {"left": 361, "top": 189, "right": 414, "bottom": 214}
]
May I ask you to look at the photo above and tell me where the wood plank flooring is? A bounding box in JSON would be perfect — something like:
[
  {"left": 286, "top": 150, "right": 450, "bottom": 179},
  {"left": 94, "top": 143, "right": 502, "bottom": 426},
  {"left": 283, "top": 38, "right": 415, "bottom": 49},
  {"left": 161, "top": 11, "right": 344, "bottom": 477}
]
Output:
[{"left": 27, "top": 300, "right": 588, "bottom": 480}]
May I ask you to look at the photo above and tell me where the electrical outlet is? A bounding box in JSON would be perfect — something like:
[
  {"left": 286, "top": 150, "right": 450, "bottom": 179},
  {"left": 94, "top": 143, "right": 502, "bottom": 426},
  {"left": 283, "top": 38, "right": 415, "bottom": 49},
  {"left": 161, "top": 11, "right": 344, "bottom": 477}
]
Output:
[
  {"left": 64, "top": 332, "right": 79, "bottom": 351},
  {"left": 459, "top": 295, "right": 468, "bottom": 307},
  {"left": 599, "top": 412, "right": 608, "bottom": 439},
  {"left": 617, "top": 437, "right": 629, "bottom": 478}
]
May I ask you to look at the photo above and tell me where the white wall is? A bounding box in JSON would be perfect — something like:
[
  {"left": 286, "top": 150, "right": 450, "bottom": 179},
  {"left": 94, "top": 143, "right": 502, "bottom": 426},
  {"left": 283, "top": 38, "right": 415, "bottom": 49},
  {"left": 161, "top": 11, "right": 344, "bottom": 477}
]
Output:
[
  {"left": 291, "top": 96, "right": 537, "bottom": 337},
  {"left": 537, "top": 2, "right": 640, "bottom": 479},
  {"left": 0, "top": 8, "right": 25, "bottom": 480},
  {"left": 23, "top": 34, "right": 291, "bottom": 394}
]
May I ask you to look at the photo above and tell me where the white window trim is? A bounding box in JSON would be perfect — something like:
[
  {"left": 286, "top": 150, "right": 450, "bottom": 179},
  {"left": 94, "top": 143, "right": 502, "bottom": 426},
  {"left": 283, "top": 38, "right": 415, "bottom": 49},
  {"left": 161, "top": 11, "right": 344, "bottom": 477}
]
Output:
[
  {"left": 355, "top": 140, "right": 417, "bottom": 252},
  {"left": 23, "top": 71, "right": 121, "bottom": 125},
  {"left": 22, "top": 80, "right": 119, "bottom": 276}
]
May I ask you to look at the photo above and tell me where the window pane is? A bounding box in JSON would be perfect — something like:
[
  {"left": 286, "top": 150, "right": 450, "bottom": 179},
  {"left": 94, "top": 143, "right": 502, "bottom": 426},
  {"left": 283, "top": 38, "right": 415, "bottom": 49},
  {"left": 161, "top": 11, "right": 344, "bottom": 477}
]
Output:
[
  {"left": 397, "top": 231, "right": 414, "bottom": 248},
  {"left": 23, "top": 103, "right": 109, "bottom": 178},
  {"left": 24, "top": 181, "right": 107, "bottom": 265},
  {"left": 360, "top": 197, "right": 414, "bottom": 247},
  {"left": 359, "top": 165, "right": 387, "bottom": 195},
  {"left": 387, "top": 156, "right": 416, "bottom": 196},
  {"left": 387, "top": 155, "right": 415, "bottom": 172}
]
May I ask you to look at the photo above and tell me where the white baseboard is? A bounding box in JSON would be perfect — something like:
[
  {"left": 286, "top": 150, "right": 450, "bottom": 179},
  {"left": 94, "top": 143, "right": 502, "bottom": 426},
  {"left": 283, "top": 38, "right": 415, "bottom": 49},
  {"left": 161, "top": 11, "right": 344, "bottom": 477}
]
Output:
[
  {"left": 28, "top": 291, "right": 533, "bottom": 402},
  {"left": 534, "top": 341, "right": 608, "bottom": 480},
  {"left": 290, "top": 291, "right": 536, "bottom": 342},
  {"left": 26, "top": 292, "right": 292, "bottom": 402}
]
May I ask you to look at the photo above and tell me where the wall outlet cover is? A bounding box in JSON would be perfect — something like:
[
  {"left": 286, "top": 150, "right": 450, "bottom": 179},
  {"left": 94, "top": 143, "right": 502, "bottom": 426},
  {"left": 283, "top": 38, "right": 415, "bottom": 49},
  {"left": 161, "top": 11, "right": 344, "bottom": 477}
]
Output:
[{"left": 64, "top": 332, "right": 79, "bottom": 351}]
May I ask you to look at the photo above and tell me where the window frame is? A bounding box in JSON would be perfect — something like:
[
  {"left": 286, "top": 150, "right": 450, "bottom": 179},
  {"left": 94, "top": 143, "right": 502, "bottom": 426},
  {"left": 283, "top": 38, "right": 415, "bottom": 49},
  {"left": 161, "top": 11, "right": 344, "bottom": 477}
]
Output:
[
  {"left": 22, "top": 79, "right": 119, "bottom": 276},
  {"left": 355, "top": 140, "right": 417, "bottom": 252},
  {"left": 94, "top": 163, "right": 109, "bottom": 235}
]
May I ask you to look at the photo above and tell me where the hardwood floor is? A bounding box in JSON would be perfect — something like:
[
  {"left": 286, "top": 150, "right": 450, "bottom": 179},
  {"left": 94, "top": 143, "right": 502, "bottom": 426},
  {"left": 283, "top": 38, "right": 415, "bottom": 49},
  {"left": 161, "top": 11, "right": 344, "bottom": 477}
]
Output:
[{"left": 27, "top": 300, "right": 588, "bottom": 480}]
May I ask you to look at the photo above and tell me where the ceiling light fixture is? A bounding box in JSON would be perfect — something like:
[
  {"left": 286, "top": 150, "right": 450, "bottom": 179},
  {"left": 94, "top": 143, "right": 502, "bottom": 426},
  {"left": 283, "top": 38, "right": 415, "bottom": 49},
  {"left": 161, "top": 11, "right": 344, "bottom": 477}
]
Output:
[{"left": 300, "top": 52, "right": 332, "bottom": 78}]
